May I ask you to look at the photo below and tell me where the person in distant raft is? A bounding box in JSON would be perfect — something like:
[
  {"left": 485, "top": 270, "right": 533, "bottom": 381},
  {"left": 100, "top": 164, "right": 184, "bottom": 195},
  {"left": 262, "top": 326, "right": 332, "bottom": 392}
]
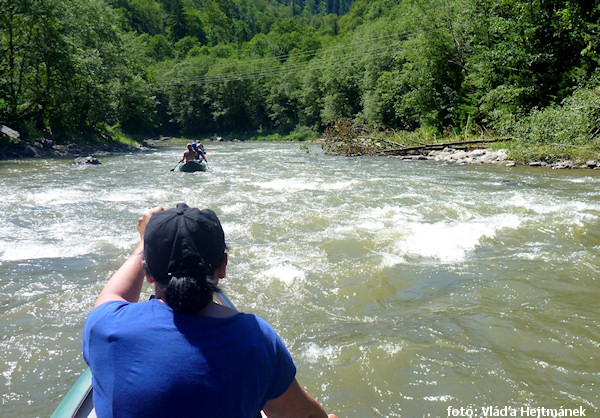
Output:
[
  {"left": 177, "top": 143, "right": 199, "bottom": 165},
  {"left": 191, "top": 141, "right": 208, "bottom": 163},
  {"left": 83, "top": 203, "right": 338, "bottom": 418}
]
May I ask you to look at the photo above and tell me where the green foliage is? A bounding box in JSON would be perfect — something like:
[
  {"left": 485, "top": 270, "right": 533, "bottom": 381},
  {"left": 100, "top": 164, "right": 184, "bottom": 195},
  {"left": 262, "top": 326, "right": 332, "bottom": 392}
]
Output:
[
  {"left": 0, "top": 0, "right": 157, "bottom": 139},
  {"left": 2, "top": 0, "right": 599, "bottom": 164},
  {"left": 175, "top": 36, "right": 201, "bottom": 58},
  {"left": 126, "top": 0, "right": 163, "bottom": 34},
  {"left": 251, "top": 125, "right": 319, "bottom": 140},
  {"left": 498, "top": 85, "right": 600, "bottom": 161},
  {"left": 148, "top": 34, "right": 174, "bottom": 60},
  {"left": 266, "top": 72, "right": 301, "bottom": 131}
]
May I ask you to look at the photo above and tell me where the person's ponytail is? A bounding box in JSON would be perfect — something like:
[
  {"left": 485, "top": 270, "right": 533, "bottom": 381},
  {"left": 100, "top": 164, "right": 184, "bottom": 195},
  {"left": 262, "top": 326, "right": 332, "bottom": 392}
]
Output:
[
  {"left": 165, "top": 275, "right": 218, "bottom": 313},
  {"left": 164, "top": 261, "right": 219, "bottom": 313}
]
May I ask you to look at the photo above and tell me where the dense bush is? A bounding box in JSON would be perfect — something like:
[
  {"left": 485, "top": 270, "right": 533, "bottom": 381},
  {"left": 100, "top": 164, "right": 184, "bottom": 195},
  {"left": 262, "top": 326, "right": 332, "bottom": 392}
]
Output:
[
  {"left": 497, "top": 85, "right": 600, "bottom": 162},
  {"left": 2, "top": 0, "right": 599, "bottom": 161}
]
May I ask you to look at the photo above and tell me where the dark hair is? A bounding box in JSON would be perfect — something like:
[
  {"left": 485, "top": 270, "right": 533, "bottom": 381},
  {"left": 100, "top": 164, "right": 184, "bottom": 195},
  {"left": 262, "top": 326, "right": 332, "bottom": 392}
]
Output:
[
  {"left": 146, "top": 254, "right": 224, "bottom": 313},
  {"left": 165, "top": 275, "right": 219, "bottom": 313}
]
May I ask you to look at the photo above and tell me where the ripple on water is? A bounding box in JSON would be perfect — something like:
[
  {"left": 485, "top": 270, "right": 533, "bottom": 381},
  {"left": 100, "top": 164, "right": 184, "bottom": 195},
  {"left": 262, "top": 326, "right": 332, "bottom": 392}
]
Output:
[{"left": 2, "top": 143, "right": 600, "bottom": 417}]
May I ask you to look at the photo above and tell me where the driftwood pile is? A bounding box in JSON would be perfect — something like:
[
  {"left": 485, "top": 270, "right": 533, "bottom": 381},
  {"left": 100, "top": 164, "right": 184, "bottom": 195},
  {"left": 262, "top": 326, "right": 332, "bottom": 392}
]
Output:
[{"left": 320, "top": 119, "right": 507, "bottom": 157}]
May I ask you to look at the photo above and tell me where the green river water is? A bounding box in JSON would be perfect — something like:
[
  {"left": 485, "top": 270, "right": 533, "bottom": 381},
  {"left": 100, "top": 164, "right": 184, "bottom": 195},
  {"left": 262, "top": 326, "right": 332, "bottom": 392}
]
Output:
[{"left": 0, "top": 141, "right": 599, "bottom": 417}]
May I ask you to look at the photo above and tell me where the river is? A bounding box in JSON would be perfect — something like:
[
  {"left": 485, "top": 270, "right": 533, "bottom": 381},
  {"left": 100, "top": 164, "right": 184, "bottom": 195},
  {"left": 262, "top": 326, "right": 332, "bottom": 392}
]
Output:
[{"left": 1, "top": 141, "right": 599, "bottom": 417}]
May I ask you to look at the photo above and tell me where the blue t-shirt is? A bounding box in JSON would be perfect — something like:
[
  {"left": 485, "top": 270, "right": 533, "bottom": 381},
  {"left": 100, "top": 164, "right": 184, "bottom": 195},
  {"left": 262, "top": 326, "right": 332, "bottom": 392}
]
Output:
[{"left": 83, "top": 299, "right": 296, "bottom": 418}]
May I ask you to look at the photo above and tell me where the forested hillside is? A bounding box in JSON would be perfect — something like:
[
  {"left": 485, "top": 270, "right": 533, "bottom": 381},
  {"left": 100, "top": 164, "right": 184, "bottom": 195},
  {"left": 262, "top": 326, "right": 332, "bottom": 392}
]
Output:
[{"left": 2, "top": 0, "right": 599, "bottom": 160}]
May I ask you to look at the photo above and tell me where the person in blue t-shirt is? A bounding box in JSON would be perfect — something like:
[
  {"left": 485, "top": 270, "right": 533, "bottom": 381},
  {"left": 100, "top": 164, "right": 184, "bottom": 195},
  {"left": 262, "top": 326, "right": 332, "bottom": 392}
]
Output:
[
  {"left": 83, "top": 203, "right": 337, "bottom": 418},
  {"left": 191, "top": 141, "right": 207, "bottom": 163}
]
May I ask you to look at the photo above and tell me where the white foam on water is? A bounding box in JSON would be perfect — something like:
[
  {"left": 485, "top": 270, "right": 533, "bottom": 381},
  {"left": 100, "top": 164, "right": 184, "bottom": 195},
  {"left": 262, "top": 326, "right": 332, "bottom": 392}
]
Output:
[
  {"left": 564, "top": 177, "right": 594, "bottom": 184},
  {"left": 24, "top": 188, "right": 89, "bottom": 206},
  {"left": 423, "top": 395, "right": 454, "bottom": 401},
  {"left": 0, "top": 217, "right": 137, "bottom": 261},
  {"left": 255, "top": 179, "right": 306, "bottom": 192},
  {"left": 355, "top": 219, "right": 387, "bottom": 233},
  {"left": 395, "top": 214, "right": 522, "bottom": 262},
  {"left": 219, "top": 202, "right": 246, "bottom": 214},
  {"left": 256, "top": 178, "right": 359, "bottom": 193},
  {"left": 98, "top": 188, "right": 173, "bottom": 203},
  {"left": 366, "top": 204, "right": 425, "bottom": 227},
  {"left": 379, "top": 342, "right": 404, "bottom": 355},
  {"left": 380, "top": 252, "right": 406, "bottom": 267},
  {"left": 0, "top": 232, "right": 137, "bottom": 261},
  {"left": 300, "top": 342, "right": 339, "bottom": 363},
  {"left": 505, "top": 193, "right": 596, "bottom": 215},
  {"left": 331, "top": 204, "right": 421, "bottom": 238},
  {"left": 0, "top": 242, "right": 93, "bottom": 261},
  {"left": 331, "top": 222, "right": 370, "bottom": 237},
  {"left": 321, "top": 180, "right": 360, "bottom": 191},
  {"left": 221, "top": 221, "right": 252, "bottom": 241},
  {"left": 514, "top": 244, "right": 546, "bottom": 261},
  {"left": 263, "top": 264, "right": 306, "bottom": 286}
]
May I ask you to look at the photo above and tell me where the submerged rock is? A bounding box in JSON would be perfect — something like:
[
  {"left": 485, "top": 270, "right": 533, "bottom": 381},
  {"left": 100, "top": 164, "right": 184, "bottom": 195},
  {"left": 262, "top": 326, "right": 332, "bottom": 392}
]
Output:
[
  {"left": 73, "top": 156, "right": 101, "bottom": 165},
  {"left": 529, "top": 161, "right": 547, "bottom": 167},
  {"left": 551, "top": 161, "right": 575, "bottom": 169},
  {"left": 400, "top": 155, "right": 429, "bottom": 161}
]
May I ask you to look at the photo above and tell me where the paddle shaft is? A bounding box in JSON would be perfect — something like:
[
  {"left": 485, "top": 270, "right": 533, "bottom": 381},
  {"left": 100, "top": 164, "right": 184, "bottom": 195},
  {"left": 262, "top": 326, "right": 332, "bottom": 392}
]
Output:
[{"left": 170, "top": 160, "right": 183, "bottom": 171}]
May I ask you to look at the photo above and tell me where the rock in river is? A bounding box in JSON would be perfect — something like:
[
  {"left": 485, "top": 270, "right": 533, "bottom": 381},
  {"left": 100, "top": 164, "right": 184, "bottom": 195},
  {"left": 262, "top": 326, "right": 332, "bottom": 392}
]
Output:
[{"left": 73, "top": 156, "right": 101, "bottom": 165}]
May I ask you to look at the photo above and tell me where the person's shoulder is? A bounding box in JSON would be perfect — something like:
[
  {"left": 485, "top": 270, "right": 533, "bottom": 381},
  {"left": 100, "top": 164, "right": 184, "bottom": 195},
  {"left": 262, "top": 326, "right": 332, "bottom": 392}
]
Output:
[
  {"left": 88, "top": 300, "right": 154, "bottom": 322},
  {"left": 84, "top": 300, "right": 129, "bottom": 332},
  {"left": 90, "top": 299, "right": 130, "bottom": 314},
  {"left": 235, "top": 312, "right": 281, "bottom": 338}
]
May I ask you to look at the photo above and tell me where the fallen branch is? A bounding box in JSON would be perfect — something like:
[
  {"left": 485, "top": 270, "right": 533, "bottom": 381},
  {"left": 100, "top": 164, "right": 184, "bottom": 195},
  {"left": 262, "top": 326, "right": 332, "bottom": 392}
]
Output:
[
  {"left": 321, "top": 118, "right": 513, "bottom": 156},
  {"left": 378, "top": 137, "right": 511, "bottom": 155}
]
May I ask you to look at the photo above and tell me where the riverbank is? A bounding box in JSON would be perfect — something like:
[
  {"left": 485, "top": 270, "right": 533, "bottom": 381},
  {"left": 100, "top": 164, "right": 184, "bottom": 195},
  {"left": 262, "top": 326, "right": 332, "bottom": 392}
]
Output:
[
  {"left": 0, "top": 123, "right": 158, "bottom": 160},
  {"left": 3, "top": 132, "right": 599, "bottom": 171},
  {"left": 319, "top": 119, "right": 600, "bottom": 170},
  {"left": 406, "top": 147, "right": 600, "bottom": 170},
  {"left": 0, "top": 136, "right": 150, "bottom": 160}
]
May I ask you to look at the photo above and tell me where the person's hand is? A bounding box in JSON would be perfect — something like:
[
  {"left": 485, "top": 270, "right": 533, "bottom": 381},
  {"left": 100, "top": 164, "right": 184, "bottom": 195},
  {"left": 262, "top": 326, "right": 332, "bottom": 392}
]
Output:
[{"left": 137, "top": 206, "right": 164, "bottom": 240}]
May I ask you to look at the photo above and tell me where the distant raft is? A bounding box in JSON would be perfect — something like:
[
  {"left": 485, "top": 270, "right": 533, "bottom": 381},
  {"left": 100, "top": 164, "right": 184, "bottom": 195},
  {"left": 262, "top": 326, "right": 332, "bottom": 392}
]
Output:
[{"left": 177, "top": 160, "right": 207, "bottom": 172}]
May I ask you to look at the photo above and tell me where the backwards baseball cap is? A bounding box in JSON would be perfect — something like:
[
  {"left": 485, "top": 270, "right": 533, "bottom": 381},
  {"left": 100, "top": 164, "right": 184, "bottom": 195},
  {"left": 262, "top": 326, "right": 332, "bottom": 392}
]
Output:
[{"left": 143, "top": 203, "right": 226, "bottom": 283}]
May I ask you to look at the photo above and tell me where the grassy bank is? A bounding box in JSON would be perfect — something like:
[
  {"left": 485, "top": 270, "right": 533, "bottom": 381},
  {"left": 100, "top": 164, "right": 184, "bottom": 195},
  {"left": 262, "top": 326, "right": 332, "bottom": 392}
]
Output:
[
  {"left": 320, "top": 85, "right": 600, "bottom": 164},
  {"left": 497, "top": 139, "right": 600, "bottom": 164},
  {"left": 320, "top": 115, "right": 600, "bottom": 165},
  {"left": 492, "top": 86, "right": 600, "bottom": 163}
]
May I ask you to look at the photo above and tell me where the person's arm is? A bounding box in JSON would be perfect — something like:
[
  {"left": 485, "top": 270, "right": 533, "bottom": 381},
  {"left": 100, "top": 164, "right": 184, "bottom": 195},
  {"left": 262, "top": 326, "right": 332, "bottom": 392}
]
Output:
[
  {"left": 179, "top": 151, "right": 188, "bottom": 163},
  {"left": 263, "top": 379, "right": 337, "bottom": 418},
  {"left": 94, "top": 206, "right": 164, "bottom": 308}
]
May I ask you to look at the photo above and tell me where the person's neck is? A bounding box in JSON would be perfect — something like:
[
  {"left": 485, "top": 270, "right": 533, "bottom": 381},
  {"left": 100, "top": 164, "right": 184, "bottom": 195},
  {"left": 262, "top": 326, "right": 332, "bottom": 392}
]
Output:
[
  {"left": 197, "top": 301, "right": 238, "bottom": 318},
  {"left": 154, "top": 287, "right": 237, "bottom": 318}
]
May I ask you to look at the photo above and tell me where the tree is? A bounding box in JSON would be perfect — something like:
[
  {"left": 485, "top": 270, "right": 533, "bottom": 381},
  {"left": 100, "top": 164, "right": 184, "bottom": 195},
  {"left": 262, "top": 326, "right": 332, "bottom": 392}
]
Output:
[{"left": 0, "top": 0, "right": 153, "bottom": 138}]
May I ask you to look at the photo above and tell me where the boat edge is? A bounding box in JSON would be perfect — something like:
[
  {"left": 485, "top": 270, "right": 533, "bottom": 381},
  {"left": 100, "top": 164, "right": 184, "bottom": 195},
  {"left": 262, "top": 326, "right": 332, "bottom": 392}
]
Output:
[{"left": 50, "top": 367, "right": 93, "bottom": 418}]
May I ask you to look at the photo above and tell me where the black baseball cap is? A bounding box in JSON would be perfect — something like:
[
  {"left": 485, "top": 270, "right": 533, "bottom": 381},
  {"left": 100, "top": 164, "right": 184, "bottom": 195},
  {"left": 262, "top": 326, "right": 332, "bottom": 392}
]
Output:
[{"left": 143, "top": 203, "right": 226, "bottom": 283}]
